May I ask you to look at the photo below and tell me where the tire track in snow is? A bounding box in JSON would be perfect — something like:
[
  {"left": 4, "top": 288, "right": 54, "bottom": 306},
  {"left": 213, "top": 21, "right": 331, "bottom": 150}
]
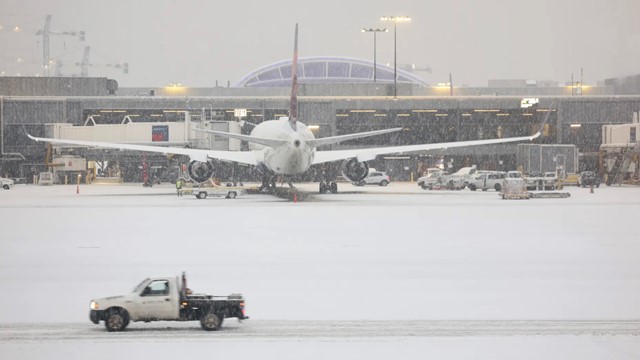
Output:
[{"left": 1, "top": 320, "right": 639, "bottom": 342}]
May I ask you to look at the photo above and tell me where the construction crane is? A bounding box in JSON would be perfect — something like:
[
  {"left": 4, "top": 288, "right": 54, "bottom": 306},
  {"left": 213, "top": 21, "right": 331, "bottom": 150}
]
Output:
[
  {"left": 75, "top": 46, "right": 128, "bottom": 77},
  {"left": 35, "top": 15, "right": 85, "bottom": 76}
]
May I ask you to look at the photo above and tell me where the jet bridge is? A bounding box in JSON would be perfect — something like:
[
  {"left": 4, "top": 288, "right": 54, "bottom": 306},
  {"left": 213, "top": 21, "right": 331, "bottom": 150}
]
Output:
[{"left": 44, "top": 112, "right": 241, "bottom": 151}]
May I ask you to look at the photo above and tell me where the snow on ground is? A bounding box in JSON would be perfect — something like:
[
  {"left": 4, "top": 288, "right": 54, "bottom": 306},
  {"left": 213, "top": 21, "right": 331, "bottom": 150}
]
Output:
[{"left": 1, "top": 182, "right": 639, "bottom": 359}]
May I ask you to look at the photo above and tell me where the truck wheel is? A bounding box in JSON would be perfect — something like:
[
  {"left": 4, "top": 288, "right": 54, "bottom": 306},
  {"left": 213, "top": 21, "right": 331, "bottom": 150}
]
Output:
[
  {"left": 468, "top": 184, "right": 476, "bottom": 191},
  {"left": 2, "top": 185, "right": 9, "bottom": 190},
  {"left": 330, "top": 182, "right": 338, "bottom": 193},
  {"left": 227, "top": 191, "right": 237, "bottom": 199},
  {"left": 197, "top": 191, "right": 207, "bottom": 199},
  {"left": 494, "top": 183, "right": 502, "bottom": 192},
  {"left": 105, "top": 308, "right": 129, "bottom": 332},
  {"left": 200, "top": 312, "right": 222, "bottom": 331}
]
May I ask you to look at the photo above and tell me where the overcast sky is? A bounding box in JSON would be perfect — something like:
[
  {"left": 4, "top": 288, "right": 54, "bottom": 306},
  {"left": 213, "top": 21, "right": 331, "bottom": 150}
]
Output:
[{"left": 1, "top": 0, "right": 639, "bottom": 88}]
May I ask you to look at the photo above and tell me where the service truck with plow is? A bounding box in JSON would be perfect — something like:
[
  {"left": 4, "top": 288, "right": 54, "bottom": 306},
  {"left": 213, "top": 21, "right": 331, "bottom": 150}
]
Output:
[{"left": 89, "top": 273, "right": 248, "bottom": 331}]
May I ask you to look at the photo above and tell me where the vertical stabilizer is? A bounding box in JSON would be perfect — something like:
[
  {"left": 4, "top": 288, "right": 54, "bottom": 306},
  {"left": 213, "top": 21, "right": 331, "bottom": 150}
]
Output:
[{"left": 289, "top": 24, "right": 299, "bottom": 131}]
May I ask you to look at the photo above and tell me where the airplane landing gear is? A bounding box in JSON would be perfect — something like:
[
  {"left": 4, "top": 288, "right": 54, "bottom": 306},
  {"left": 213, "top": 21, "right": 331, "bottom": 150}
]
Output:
[
  {"left": 319, "top": 181, "right": 338, "bottom": 194},
  {"left": 259, "top": 176, "right": 276, "bottom": 193}
]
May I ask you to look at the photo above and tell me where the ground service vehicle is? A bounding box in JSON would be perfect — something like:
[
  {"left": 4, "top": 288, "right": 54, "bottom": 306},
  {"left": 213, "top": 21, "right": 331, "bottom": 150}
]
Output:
[
  {"left": 543, "top": 172, "right": 558, "bottom": 189},
  {"left": 417, "top": 171, "right": 448, "bottom": 190},
  {"left": 354, "top": 171, "right": 390, "bottom": 186},
  {"left": 468, "top": 172, "right": 505, "bottom": 191},
  {"left": 38, "top": 172, "right": 54, "bottom": 186},
  {"left": 500, "top": 171, "right": 530, "bottom": 199},
  {"left": 1, "top": 177, "right": 14, "bottom": 190},
  {"left": 441, "top": 166, "right": 477, "bottom": 190},
  {"left": 89, "top": 273, "right": 248, "bottom": 332},
  {"left": 179, "top": 183, "right": 242, "bottom": 199},
  {"left": 525, "top": 172, "right": 557, "bottom": 190},
  {"left": 578, "top": 171, "right": 600, "bottom": 188}
]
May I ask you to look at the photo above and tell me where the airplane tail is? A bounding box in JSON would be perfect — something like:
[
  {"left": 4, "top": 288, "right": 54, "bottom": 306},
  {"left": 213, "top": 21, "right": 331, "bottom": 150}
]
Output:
[{"left": 289, "top": 24, "right": 299, "bottom": 131}]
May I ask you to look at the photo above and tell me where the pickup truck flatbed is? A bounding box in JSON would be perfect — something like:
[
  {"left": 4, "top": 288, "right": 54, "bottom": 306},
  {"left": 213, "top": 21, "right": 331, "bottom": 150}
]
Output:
[{"left": 89, "top": 273, "right": 247, "bottom": 331}]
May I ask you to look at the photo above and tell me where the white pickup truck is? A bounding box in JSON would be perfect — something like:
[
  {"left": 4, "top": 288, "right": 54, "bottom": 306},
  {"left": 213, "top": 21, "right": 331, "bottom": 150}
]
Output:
[
  {"left": 524, "top": 172, "right": 557, "bottom": 190},
  {"left": 441, "top": 166, "right": 477, "bottom": 190},
  {"left": 89, "top": 273, "right": 248, "bottom": 331},
  {"left": 468, "top": 171, "right": 506, "bottom": 191}
]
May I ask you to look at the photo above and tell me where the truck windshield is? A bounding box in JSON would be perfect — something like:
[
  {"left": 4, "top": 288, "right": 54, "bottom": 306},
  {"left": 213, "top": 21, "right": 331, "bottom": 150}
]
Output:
[{"left": 132, "top": 278, "right": 150, "bottom": 293}]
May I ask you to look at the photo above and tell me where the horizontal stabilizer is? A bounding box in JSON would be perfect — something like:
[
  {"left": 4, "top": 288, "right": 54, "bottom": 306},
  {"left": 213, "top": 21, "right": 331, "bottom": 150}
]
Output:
[
  {"left": 193, "top": 128, "right": 287, "bottom": 147},
  {"left": 307, "top": 127, "right": 403, "bottom": 148}
]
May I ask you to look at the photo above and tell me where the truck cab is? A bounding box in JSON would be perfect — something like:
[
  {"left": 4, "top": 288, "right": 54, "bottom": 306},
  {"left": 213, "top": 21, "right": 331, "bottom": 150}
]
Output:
[
  {"left": 89, "top": 274, "right": 247, "bottom": 332},
  {"left": 441, "top": 166, "right": 477, "bottom": 190}
]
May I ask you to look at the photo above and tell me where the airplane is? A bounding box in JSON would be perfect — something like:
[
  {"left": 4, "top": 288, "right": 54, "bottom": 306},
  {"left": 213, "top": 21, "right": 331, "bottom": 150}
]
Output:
[{"left": 28, "top": 24, "right": 550, "bottom": 194}]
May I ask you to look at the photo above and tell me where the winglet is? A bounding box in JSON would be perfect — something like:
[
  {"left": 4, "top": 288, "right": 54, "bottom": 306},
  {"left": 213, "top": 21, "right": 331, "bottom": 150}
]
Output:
[
  {"left": 530, "top": 103, "right": 554, "bottom": 140},
  {"left": 289, "top": 23, "right": 299, "bottom": 131},
  {"left": 22, "top": 126, "right": 39, "bottom": 142}
]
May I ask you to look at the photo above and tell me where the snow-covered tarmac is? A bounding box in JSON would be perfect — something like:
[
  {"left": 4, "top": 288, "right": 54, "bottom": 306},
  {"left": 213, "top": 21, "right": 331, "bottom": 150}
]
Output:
[{"left": 1, "top": 182, "right": 639, "bottom": 359}]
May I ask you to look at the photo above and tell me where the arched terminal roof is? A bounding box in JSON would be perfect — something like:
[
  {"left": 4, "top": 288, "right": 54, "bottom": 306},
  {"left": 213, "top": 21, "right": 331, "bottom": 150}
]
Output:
[{"left": 235, "top": 56, "right": 428, "bottom": 87}]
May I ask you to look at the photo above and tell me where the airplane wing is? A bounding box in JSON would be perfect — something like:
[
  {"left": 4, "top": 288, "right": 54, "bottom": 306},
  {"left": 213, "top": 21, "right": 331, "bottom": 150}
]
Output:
[
  {"left": 195, "top": 126, "right": 404, "bottom": 148},
  {"left": 306, "top": 127, "right": 402, "bottom": 148},
  {"left": 26, "top": 134, "right": 258, "bottom": 165},
  {"left": 313, "top": 104, "right": 553, "bottom": 165},
  {"left": 312, "top": 132, "right": 541, "bottom": 165}
]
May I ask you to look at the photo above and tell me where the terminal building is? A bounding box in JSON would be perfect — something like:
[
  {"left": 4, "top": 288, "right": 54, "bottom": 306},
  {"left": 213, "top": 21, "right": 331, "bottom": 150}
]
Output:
[{"left": 1, "top": 57, "right": 639, "bottom": 184}]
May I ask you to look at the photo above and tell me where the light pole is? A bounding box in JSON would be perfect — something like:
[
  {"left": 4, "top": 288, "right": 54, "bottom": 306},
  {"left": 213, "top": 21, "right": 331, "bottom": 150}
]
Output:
[
  {"left": 381, "top": 16, "right": 411, "bottom": 97},
  {"left": 361, "top": 28, "right": 387, "bottom": 83}
]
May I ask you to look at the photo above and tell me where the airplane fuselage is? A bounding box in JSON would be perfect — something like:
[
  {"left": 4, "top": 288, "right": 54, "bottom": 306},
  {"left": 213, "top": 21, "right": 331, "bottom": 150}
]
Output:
[{"left": 249, "top": 118, "right": 316, "bottom": 175}]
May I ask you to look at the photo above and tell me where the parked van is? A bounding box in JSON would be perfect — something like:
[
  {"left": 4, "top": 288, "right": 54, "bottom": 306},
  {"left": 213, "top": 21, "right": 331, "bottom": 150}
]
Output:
[{"left": 468, "top": 171, "right": 506, "bottom": 191}]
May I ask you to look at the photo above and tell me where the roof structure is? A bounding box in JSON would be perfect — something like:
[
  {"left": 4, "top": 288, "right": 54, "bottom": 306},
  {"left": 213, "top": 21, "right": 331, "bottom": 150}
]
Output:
[{"left": 235, "top": 56, "right": 428, "bottom": 88}]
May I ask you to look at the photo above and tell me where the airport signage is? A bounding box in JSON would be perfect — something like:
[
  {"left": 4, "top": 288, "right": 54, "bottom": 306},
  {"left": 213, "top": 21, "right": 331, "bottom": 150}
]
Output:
[
  {"left": 234, "top": 108, "right": 247, "bottom": 118},
  {"left": 520, "top": 98, "right": 539, "bottom": 108}
]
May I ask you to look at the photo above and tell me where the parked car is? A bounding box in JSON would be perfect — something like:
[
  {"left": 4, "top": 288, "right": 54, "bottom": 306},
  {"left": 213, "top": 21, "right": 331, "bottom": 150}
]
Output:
[
  {"left": 354, "top": 171, "right": 390, "bottom": 186},
  {"left": 1, "top": 177, "right": 14, "bottom": 190},
  {"left": 578, "top": 171, "right": 600, "bottom": 188},
  {"left": 468, "top": 171, "right": 505, "bottom": 191}
]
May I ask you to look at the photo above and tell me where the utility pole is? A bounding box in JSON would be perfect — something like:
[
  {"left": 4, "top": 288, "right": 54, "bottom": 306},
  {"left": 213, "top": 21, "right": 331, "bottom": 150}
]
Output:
[{"left": 361, "top": 28, "right": 388, "bottom": 82}]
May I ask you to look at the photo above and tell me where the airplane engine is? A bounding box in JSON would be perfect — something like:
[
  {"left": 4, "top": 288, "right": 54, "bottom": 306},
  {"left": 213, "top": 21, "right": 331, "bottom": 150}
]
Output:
[
  {"left": 341, "top": 158, "right": 369, "bottom": 182},
  {"left": 187, "top": 160, "right": 214, "bottom": 183}
]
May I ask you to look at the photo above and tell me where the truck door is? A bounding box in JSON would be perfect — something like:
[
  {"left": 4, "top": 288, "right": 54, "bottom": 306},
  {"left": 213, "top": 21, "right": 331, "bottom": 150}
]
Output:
[{"left": 138, "top": 279, "right": 179, "bottom": 320}]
